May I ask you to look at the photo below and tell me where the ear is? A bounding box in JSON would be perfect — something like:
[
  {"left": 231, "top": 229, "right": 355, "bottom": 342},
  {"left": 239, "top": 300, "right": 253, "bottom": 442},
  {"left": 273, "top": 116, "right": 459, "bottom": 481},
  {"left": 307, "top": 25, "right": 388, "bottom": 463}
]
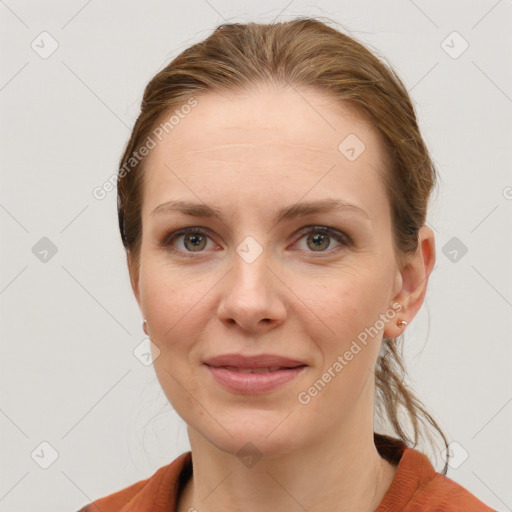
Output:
[
  {"left": 127, "top": 251, "right": 141, "bottom": 308},
  {"left": 383, "top": 225, "right": 436, "bottom": 338}
]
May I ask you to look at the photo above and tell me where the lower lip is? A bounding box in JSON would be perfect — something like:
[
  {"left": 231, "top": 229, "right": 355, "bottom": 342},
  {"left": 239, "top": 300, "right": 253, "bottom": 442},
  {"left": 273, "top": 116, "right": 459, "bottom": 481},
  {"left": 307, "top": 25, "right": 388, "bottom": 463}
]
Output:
[{"left": 204, "top": 365, "right": 306, "bottom": 394}]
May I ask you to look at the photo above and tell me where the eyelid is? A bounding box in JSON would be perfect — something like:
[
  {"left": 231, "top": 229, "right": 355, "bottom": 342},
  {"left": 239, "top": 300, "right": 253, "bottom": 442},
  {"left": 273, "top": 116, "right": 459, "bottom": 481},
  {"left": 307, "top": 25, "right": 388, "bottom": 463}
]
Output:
[
  {"left": 294, "top": 225, "right": 352, "bottom": 246},
  {"left": 161, "top": 225, "right": 352, "bottom": 256},
  {"left": 161, "top": 227, "right": 218, "bottom": 255}
]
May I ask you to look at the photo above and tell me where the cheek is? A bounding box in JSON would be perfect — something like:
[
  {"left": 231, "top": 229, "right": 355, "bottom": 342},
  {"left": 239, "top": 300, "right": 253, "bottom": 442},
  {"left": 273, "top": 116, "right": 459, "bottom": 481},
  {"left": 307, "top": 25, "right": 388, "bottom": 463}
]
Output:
[
  {"left": 140, "top": 264, "right": 208, "bottom": 417},
  {"left": 298, "top": 276, "right": 386, "bottom": 412},
  {"left": 298, "top": 267, "right": 392, "bottom": 403},
  {"left": 139, "top": 259, "right": 205, "bottom": 343},
  {"left": 301, "top": 267, "right": 389, "bottom": 349}
]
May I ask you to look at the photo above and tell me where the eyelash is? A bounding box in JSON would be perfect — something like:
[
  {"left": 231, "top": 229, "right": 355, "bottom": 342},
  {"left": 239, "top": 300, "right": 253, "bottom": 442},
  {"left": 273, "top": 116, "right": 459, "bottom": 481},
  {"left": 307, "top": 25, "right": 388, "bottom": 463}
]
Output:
[{"left": 161, "top": 225, "right": 352, "bottom": 258}]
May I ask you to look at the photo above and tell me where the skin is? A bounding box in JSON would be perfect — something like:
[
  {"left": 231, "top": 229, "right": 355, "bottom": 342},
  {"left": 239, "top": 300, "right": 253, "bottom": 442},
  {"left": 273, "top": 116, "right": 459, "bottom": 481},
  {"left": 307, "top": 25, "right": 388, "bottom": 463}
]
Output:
[{"left": 128, "top": 83, "right": 436, "bottom": 512}]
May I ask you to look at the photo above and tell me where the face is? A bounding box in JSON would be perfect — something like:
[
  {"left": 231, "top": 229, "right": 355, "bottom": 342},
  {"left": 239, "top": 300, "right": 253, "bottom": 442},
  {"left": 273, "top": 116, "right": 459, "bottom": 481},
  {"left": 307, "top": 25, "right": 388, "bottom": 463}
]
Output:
[{"left": 129, "top": 85, "right": 407, "bottom": 458}]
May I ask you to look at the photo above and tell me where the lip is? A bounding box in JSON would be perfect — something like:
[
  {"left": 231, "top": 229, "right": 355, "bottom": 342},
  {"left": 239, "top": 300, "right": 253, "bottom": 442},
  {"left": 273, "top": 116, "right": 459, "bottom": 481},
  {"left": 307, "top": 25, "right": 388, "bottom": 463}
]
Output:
[
  {"left": 203, "top": 353, "right": 306, "bottom": 369},
  {"left": 203, "top": 353, "right": 308, "bottom": 394},
  {"left": 205, "top": 365, "right": 307, "bottom": 394}
]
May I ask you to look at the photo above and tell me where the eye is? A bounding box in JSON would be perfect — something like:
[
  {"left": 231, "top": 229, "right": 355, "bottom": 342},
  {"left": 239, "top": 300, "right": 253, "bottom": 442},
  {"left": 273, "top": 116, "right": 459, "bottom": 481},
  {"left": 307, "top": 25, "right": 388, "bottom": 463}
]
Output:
[
  {"left": 293, "top": 225, "right": 351, "bottom": 255},
  {"left": 162, "top": 227, "right": 215, "bottom": 255},
  {"left": 161, "top": 225, "right": 351, "bottom": 257}
]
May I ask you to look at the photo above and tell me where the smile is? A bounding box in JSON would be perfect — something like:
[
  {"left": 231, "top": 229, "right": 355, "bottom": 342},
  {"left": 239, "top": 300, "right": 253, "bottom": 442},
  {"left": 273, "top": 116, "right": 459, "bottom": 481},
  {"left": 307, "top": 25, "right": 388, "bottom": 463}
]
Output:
[{"left": 204, "top": 364, "right": 307, "bottom": 393}]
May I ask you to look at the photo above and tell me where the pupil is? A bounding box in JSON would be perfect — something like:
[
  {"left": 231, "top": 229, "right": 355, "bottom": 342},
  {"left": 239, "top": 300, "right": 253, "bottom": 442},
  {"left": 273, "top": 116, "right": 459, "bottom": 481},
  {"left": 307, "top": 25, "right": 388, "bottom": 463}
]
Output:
[
  {"left": 187, "top": 234, "right": 204, "bottom": 250},
  {"left": 310, "top": 233, "right": 329, "bottom": 250}
]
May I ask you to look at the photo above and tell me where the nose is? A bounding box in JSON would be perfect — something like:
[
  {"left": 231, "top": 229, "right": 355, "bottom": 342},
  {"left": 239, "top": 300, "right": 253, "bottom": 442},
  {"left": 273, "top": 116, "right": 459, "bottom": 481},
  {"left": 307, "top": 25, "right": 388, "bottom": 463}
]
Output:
[{"left": 216, "top": 249, "right": 287, "bottom": 333}]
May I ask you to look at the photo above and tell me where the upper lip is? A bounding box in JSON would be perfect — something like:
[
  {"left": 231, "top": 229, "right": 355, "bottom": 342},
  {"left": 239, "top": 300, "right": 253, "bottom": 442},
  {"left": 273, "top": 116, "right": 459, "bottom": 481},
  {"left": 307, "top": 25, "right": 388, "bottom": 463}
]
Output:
[{"left": 203, "top": 353, "right": 307, "bottom": 369}]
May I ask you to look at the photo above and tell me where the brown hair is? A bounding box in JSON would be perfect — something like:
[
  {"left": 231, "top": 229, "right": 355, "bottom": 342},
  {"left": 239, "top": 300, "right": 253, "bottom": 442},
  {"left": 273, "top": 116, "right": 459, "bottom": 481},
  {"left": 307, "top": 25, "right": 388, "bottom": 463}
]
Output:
[{"left": 117, "top": 17, "right": 449, "bottom": 473}]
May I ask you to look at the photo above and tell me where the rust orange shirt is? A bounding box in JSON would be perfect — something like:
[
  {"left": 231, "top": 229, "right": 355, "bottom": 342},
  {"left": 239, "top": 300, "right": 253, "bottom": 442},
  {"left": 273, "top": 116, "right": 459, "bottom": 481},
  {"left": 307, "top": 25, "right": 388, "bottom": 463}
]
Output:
[{"left": 77, "top": 444, "right": 495, "bottom": 511}]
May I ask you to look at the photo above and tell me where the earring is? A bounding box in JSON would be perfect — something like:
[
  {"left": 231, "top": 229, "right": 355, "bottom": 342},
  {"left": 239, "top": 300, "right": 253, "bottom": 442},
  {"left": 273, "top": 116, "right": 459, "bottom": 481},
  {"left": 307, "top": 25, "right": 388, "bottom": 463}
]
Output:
[
  {"left": 143, "top": 319, "right": 148, "bottom": 335},
  {"left": 396, "top": 319, "right": 408, "bottom": 328}
]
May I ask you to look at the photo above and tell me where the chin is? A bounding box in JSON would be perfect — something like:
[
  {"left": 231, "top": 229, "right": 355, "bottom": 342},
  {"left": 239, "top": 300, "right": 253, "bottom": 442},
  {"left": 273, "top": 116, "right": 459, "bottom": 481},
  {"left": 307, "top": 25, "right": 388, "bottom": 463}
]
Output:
[{"left": 189, "top": 412, "right": 304, "bottom": 460}]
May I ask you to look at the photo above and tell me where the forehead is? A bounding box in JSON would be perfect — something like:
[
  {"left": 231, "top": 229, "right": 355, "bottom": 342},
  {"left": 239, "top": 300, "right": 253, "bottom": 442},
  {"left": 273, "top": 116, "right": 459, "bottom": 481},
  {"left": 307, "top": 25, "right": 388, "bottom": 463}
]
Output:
[
  {"left": 141, "top": 86, "right": 390, "bottom": 220},
  {"left": 154, "top": 86, "right": 376, "bottom": 152}
]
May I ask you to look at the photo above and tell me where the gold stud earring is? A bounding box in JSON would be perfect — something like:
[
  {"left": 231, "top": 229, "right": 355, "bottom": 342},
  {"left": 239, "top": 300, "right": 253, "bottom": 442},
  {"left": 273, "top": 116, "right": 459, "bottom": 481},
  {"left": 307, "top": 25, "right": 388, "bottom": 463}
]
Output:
[{"left": 396, "top": 319, "right": 408, "bottom": 328}]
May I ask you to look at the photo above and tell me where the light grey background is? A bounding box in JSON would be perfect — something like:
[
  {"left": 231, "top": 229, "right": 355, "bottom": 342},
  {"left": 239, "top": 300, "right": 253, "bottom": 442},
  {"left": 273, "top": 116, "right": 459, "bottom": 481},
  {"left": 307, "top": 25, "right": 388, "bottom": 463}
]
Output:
[{"left": 1, "top": 1, "right": 511, "bottom": 511}]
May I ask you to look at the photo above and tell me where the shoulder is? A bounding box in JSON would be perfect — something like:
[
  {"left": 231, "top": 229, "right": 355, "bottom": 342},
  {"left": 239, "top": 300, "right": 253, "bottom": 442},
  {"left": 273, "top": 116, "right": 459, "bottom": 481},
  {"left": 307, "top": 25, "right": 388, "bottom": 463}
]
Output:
[
  {"left": 377, "top": 445, "right": 495, "bottom": 512},
  {"left": 410, "top": 471, "right": 496, "bottom": 511},
  {"left": 75, "top": 451, "right": 192, "bottom": 512}
]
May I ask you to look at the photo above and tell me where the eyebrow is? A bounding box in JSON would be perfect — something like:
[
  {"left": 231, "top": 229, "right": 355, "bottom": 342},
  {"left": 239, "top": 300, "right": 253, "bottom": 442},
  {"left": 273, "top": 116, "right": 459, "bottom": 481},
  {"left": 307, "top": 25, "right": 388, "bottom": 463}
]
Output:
[{"left": 150, "top": 198, "right": 369, "bottom": 224}]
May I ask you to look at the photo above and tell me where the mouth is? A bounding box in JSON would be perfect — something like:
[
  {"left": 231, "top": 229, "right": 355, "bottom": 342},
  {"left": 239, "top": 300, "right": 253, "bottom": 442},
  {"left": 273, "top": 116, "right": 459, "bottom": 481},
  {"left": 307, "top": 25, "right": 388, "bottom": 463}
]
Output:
[
  {"left": 206, "top": 364, "right": 306, "bottom": 373},
  {"left": 203, "top": 363, "right": 307, "bottom": 393},
  {"left": 203, "top": 353, "right": 306, "bottom": 369}
]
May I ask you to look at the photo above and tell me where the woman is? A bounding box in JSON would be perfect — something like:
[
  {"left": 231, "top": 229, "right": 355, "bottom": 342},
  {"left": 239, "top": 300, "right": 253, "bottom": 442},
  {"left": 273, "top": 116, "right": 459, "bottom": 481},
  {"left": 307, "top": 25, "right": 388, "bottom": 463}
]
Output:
[{"left": 79, "top": 17, "right": 494, "bottom": 512}]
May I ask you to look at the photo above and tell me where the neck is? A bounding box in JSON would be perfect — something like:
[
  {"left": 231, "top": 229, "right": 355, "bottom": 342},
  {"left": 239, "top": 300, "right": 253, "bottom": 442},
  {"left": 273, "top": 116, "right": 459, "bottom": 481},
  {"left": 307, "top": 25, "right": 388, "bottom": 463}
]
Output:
[{"left": 177, "top": 425, "right": 397, "bottom": 512}]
